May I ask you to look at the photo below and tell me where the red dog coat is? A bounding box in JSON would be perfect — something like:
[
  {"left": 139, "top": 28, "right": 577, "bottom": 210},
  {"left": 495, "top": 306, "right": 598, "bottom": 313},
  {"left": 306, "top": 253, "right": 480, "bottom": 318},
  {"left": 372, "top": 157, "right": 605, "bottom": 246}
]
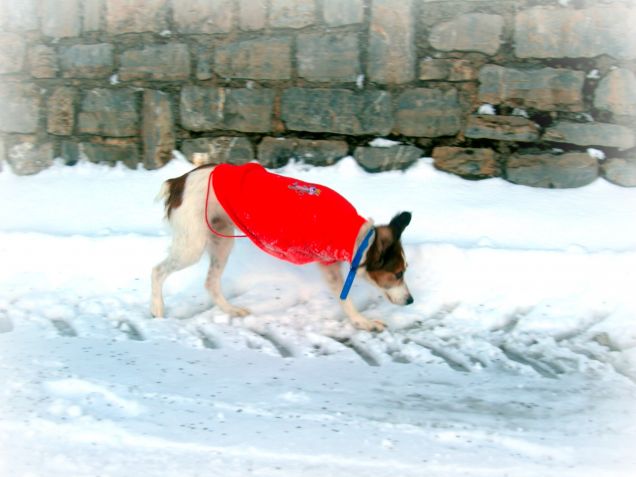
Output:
[{"left": 212, "top": 163, "right": 367, "bottom": 265}]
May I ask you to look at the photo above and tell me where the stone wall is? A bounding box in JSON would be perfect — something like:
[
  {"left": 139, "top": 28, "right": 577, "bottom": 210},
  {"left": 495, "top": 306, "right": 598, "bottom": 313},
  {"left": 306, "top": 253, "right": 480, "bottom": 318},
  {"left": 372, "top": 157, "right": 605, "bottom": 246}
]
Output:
[{"left": 0, "top": 0, "right": 635, "bottom": 187}]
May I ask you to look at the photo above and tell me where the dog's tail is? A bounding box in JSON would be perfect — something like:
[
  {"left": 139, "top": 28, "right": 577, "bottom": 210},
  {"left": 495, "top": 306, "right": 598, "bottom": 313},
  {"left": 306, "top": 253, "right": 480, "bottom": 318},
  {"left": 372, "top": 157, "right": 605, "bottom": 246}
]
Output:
[
  {"left": 155, "top": 177, "right": 185, "bottom": 219},
  {"left": 155, "top": 180, "right": 171, "bottom": 204}
]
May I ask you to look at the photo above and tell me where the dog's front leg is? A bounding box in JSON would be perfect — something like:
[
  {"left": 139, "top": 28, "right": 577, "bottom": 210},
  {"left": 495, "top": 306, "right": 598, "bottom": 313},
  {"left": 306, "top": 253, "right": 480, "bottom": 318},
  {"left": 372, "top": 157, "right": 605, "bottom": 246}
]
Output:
[{"left": 318, "top": 262, "right": 385, "bottom": 332}]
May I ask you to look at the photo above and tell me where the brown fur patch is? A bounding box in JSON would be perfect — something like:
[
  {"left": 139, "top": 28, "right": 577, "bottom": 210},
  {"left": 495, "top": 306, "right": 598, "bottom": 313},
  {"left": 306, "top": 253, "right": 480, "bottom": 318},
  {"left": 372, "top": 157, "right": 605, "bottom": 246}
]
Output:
[
  {"left": 164, "top": 164, "right": 214, "bottom": 218},
  {"left": 165, "top": 175, "right": 186, "bottom": 218},
  {"left": 365, "top": 226, "right": 407, "bottom": 289}
]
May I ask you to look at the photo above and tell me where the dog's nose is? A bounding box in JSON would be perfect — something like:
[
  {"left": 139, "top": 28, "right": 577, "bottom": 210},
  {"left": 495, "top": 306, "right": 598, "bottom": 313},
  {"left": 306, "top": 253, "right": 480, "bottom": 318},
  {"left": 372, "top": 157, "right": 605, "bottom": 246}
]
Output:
[{"left": 405, "top": 295, "right": 414, "bottom": 305}]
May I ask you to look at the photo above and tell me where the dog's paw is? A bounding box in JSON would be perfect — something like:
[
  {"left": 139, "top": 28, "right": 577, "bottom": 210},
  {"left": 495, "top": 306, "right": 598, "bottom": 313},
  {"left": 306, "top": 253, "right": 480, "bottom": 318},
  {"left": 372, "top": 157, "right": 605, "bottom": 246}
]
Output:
[
  {"left": 353, "top": 318, "right": 386, "bottom": 332},
  {"left": 367, "top": 319, "right": 386, "bottom": 332},
  {"left": 150, "top": 304, "right": 164, "bottom": 318},
  {"left": 228, "top": 306, "right": 251, "bottom": 318}
]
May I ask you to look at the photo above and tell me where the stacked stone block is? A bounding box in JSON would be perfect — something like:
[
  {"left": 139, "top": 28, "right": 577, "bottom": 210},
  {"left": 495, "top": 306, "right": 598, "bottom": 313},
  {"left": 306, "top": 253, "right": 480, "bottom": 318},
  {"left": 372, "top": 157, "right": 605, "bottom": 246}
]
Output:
[{"left": 0, "top": 0, "right": 634, "bottom": 188}]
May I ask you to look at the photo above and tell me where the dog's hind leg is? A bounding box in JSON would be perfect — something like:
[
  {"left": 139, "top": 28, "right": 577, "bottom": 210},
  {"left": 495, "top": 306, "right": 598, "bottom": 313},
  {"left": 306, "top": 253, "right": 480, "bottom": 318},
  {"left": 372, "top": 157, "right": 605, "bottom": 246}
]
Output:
[
  {"left": 151, "top": 235, "right": 207, "bottom": 318},
  {"left": 205, "top": 232, "right": 251, "bottom": 318}
]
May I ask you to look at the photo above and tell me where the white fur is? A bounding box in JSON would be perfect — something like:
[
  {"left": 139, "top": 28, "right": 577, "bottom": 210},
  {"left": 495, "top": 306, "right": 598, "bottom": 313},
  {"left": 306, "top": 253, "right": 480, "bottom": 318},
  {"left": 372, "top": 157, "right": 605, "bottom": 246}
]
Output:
[
  {"left": 151, "top": 167, "right": 409, "bottom": 332},
  {"left": 383, "top": 283, "right": 413, "bottom": 306}
]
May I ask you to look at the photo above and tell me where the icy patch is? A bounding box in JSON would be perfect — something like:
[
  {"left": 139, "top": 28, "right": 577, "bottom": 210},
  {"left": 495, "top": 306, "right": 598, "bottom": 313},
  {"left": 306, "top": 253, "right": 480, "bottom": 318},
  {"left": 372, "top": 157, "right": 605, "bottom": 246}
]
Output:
[
  {"left": 436, "top": 430, "right": 573, "bottom": 461},
  {"left": 279, "top": 391, "right": 311, "bottom": 404},
  {"left": 45, "top": 379, "right": 145, "bottom": 418}
]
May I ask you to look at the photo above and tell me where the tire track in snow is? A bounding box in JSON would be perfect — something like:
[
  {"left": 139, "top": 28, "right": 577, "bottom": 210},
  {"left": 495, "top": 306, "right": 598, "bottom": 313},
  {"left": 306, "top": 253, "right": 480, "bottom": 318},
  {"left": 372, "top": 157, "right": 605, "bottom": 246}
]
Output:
[
  {"left": 232, "top": 327, "right": 289, "bottom": 357},
  {"left": 497, "top": 345, "right": 560, "bottom": 379},
  {"left": 0, "top": 310, "right": 13, "bottom": 333},
  {"left": 50, "top": 319, "right": 77, "bottom": 337},
  {"left": 116, "top": 320, "right": 144, "bottom": 341},
  {"left": 2, "top": 293, "right": 630, "bottom": 380},
  {"left": 330, "top": 337, "right": 381, "bottom": 367},
  {"left": 196, "top": 327, "right": 220, "bottom": 350},
  {"left": 406, "top": 335, "right": 472, "bottom": 372},
  {"left": 251, "top": 328, "right": 295, "bottom": 358}
]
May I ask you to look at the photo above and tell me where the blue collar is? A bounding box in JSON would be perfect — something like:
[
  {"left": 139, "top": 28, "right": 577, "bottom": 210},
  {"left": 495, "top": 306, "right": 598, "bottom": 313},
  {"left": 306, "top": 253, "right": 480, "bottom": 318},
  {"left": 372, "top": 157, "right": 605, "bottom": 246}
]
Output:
[{"left": 340, "top": 228, "right": 375, "bottom": 300}]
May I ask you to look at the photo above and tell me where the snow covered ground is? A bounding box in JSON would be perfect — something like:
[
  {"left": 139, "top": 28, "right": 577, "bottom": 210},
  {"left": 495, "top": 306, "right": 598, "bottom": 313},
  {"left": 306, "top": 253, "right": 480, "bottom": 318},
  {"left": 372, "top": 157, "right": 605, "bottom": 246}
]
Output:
[{"left": 1, "top": 155, "right": 635, "bottom": 476}]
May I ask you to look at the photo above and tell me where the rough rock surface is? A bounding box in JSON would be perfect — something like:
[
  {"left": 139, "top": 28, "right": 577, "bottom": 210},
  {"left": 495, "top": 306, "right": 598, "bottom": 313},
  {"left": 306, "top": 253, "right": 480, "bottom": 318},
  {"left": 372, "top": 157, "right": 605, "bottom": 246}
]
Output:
[
  {"left": 479, "top": 65, "right": 585, "bottom": 112},
  {"left": 258, "top": 137, "right": 348, "bottom": 168},
  {"left": 142, "top": 90, "right": 175, "bottom": 170},
  {"left": 432, "top": 147, "right": 501, "bottom": 179},
  {"left": 506, "top": 153, "right": 598, "bottom": 189},
  {"left": 544, "top": 122, "right": 635, "bottom": 151},
  {"left": 465, "top": 115, "right": 540, "bottom": 142},
  {"left": 601, "top": 157, "right": 636, "bottom": 187},
  {"left": 354, "top": 145, "right": 423, "bottom": 172},
  {"left": 181, "top": 137, "right": 254, "bottom": 165}
]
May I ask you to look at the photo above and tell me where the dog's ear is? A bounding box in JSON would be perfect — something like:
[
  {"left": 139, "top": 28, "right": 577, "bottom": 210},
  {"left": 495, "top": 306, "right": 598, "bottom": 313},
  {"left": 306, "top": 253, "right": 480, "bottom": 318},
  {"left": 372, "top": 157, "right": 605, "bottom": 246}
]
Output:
[
  {"left": 389, "top": 212, "right": 412, "bottom": 240},
  {"left": 365, "top": 226, "right": 392, "bottom": 270}
]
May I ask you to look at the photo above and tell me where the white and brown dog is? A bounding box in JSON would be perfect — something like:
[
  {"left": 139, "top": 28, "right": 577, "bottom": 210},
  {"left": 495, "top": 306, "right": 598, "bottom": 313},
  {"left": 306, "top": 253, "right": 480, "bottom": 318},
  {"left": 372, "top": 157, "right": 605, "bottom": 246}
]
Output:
[{"left": 151, "top": 162, "right": 413, "bottom": 331}]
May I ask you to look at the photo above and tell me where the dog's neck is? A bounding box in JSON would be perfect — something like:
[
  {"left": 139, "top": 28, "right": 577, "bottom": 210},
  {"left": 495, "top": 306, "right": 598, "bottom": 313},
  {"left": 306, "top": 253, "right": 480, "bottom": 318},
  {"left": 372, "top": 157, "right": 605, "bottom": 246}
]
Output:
[{"left": 353, "top": 220, "right": 375, "bottom": 267}]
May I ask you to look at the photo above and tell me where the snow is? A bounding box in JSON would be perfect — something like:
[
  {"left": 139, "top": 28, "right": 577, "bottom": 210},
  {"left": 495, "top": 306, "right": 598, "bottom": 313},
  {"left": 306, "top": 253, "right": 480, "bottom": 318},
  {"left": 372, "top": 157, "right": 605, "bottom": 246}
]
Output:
[
  {"left": 477, "top": 104, "right": 496, "bottom": 115},
  {"left": 511, "top": 108, "right": 529, "bottom": 118},
  {"left": 356, "top": 74, "right": 365, "bottom": 89},
  {"left": 1, "top": 155, "right": 635, "bottom": 476},
  {"left": 368, "top": 138, "right": 402, "bottom": 148},
  {"left": 587, "top": 148, "right": 606, "bottom": 161}
]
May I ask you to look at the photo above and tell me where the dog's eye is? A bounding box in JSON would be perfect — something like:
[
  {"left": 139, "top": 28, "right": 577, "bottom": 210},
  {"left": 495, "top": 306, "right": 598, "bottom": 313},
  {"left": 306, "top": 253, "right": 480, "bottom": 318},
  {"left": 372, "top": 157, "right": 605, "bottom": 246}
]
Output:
[{"left": 395, "top": 271, "right": 403, "bottom": 280}]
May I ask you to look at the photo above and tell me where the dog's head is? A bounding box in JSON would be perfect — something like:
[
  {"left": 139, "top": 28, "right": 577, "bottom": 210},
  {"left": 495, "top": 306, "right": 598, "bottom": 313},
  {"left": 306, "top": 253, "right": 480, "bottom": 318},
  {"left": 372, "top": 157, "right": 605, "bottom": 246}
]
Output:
[{"left": 363, "top": 212, "right": 414, "bottom": 306}]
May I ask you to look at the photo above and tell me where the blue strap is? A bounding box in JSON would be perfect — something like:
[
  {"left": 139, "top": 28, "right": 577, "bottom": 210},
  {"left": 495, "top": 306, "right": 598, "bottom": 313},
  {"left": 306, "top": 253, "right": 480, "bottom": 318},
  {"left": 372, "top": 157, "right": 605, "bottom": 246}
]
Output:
[{"left": 340, "top": 228, "right": 375, "bottom": 300}]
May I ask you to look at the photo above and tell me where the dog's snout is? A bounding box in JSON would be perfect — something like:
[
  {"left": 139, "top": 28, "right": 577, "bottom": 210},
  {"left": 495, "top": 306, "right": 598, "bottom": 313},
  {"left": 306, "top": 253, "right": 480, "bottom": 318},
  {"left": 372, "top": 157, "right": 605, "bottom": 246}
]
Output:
[{"left": 384, "top": 286, "right": 413, "bottom": 306}]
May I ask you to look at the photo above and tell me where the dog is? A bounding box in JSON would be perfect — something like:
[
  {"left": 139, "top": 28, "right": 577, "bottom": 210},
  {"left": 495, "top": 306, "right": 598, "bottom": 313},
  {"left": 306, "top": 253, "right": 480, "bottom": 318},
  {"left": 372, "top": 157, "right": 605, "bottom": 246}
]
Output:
[{"left": 151, "top": 162, "right": 413, "bottom": 332}]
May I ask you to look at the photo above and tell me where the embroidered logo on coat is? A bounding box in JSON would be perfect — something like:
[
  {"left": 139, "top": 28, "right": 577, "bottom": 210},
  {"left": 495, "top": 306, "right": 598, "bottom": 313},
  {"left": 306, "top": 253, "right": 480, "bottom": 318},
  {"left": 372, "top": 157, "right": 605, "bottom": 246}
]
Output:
[{"left": 288, "top": 182, "right": 321, "bottom": 196}]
